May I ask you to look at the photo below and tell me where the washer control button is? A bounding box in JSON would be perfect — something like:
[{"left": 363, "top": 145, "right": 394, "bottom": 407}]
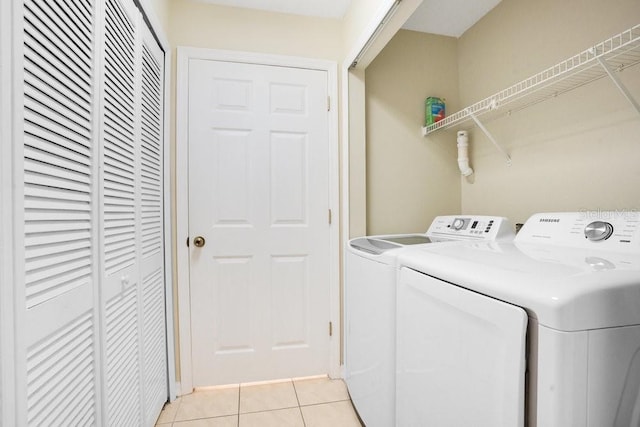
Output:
[
  {"left": 452, "top": 218, "right": 466, "bottom": 230},
  {"left": 584, "top": 221, "right": 614, "bottom": 241}
]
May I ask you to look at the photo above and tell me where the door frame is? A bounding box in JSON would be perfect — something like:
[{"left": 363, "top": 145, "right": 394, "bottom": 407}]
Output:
[{"left": 176, "top": 47, "right": 341, "bottom": 394}]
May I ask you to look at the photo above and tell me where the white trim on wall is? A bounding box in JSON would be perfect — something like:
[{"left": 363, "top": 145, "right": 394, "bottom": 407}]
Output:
[
  {"left": 160, "top": 27, "right": 177, "bottom": 404},
  {"left": 8, "top": 0, "right": 26, "bottom": 422},
  {"left": 326, "top": 57, "right": 341, "bottom": 381},
  {"left": 339, "top": 66, "right": 350, "bottom": 375},
  {"left": 0, "top": 1, "right": 16, "bottom": 424},
  {"left": 175, "top": 47, "right": 193, "bottom": 392},
  {"left": 176, "top": 47, "right": 341, "bottom": 393}
]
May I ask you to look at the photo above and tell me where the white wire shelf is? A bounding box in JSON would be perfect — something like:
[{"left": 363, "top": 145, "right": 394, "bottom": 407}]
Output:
[{"left": 422, "top": 23, "right": 640, "bottom": 138}]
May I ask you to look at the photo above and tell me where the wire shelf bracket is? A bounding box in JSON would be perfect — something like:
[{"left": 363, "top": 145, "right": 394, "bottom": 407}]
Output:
[
  {"left": 467, "top": 110, "right": 512, "bottom": 166},
  {"left": 596, "top": 55, "right": 640, "bottom": 115}
]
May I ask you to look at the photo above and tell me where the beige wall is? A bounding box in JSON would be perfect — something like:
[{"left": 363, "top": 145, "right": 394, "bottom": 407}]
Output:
[
  {"left": 348, "top": 68, "right": 368, "bottom": 238},
  {"left": 168, "top": 0, "right": 343, "bottom": 59},
  {"left": 458, "top": 0, "right": 640, "bottom": 224},
  {"left": 365, "top": 30, "right": 461, "bottom": 234},
  {"left": 342, "top": 0, "right": 391, "bottom": 59},
  {"left": 149, "top": 0, "right": 170, "bottom": 34},
  {"left": 343, "top": 0, "right": 424, "bottom": 238}
]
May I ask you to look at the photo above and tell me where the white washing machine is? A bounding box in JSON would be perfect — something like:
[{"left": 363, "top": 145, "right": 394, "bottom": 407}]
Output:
[
  {"left": 345, "top": 215, "right": 514, "bottom": 427},
  {"left": 396, "top": 211, "right": 640, "bottom": 426}
]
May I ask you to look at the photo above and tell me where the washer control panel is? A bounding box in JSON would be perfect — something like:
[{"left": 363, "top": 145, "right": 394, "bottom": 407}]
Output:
[
  {"left": 584, "top": 221, "right": 614, "bottom": 241},
  {"left": 426, "top": 215, "right": 514, "bottom": 242},
  {"left": 516, "top": 211, "right": 640, "bottom": 251}
]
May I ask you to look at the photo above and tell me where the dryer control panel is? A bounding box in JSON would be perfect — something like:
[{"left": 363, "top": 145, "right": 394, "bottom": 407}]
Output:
[
  {"left": 516, "top": 211, "right": 640, "bottom": 252},
  {"left": 426, "top": 215, "right": 515, "bottom": 242}
]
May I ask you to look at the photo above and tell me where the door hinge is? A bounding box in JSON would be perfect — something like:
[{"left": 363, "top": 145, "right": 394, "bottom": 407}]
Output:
[
  {"left": 329, "top": 321, "right": 333, "bottom": 337},
  {"left": 327, "top": 96, "right": 331, "bottom": 112},
  {"left": 328, "top": 209, "right": 332, "bottom": 225}
]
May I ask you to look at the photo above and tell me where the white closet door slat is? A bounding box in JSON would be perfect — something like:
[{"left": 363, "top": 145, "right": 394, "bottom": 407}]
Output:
[
  {"left": 139, "top": 20, "right": 167, "bottom": 426},
  {"left": 22, "top": 0, "right": 99, "bottom": 421},
  {"left": 22, "top": 132, "right": 91, "bottom": 167},
  {"left": 142, "top": 268, "right": 166, "bottom": 424},
  {"left": 23, "top": 0, "right": 96, "bottom": 315},
  {"left": 102, "top": 0, "right": 137, "bottom": 279},
  {"left": 140, "top": 42, "right": 163, "bottom": 260},
  {"left": 26, "top": 310, "right": 96, "bottom": 426},
  {"left": 24, "top": 78, "right": 91, "bottom": 130},
  {"left": 105, "top": 286, "right": 141, "bottom": 426},
  {"left": 23, "top": 1, "right": 92, "bottom": 71},
  {"left": 100, "top": 0, "right": 148, "bottom": 425}
]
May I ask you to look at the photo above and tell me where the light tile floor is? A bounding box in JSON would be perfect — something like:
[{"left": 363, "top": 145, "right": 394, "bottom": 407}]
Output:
[{"left": 156, "top": 376, "right": 363, "bottom": 427}]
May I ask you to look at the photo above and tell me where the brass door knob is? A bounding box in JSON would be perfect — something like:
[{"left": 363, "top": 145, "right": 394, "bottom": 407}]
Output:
[{"left": 193, "top": 236, "right": 206, "bottom": 247}]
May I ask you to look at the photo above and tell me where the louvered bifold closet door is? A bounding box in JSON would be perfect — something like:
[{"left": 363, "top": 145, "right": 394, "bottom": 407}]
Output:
[
  {"left": 139, "top": 22, "right": 168, "bottom": 427},
  {"left": 22, "top": 0, "right": 99, "bottom": 425},
  {"left": 20, "top": 0, "right": 167, "bottom": 424},
  {"left": 100, "top": 0, "right": 144, "bottom": 425}
]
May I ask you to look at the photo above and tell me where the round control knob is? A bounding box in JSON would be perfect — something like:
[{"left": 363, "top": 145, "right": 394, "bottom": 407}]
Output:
[
  {"left": 584, "top": 221, "right": 613, "bottom": 241},
  {"left": 452, "top": 218, "right": 465, "bottom": 231}
]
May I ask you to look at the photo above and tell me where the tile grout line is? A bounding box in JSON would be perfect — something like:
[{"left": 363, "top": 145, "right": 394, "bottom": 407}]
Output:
[
  {"left": 299, "top": 398, "right": 351, "bottom": 408},
  {"left": 291, "top": 379, "right": 300, "bottom": 407},
  {"left": 166, "top": 396, "right": 181, "bottom": 427},
  {"left": 163, "top": 379, "right": 357, "bottom": 426},
  {"left": 239, "top": 404, "right": 300, "bottom": 415},
  {"left": 237, "top": 384, "right": 242, "bottom": 427},
  {"left": 291, "top": 379, "right": 307, "bottom": 427}
]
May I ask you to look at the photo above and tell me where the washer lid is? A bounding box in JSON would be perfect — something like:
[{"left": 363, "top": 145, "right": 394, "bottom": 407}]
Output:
[
  {"left": 349, "top": 237, "right": 403, "bottom": 255},
  {"left": 379, "top": 235, "right": 432, "bottom": 245},
  {"left": 398, "top": 241, "right": 640, "bottom": 331}
]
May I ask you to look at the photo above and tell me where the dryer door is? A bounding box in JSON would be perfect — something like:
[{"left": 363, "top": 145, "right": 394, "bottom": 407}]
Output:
[{"left": 397, "top": 267, "right": 528, "bottom": 427}]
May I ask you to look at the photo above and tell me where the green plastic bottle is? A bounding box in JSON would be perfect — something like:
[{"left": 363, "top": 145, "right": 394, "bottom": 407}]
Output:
[{"left": 425, "top": 97, "right": 446, "bottom": 126}]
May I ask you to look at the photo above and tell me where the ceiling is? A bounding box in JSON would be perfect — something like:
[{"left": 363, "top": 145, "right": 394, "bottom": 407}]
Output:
[
  {"left": 403, "top": 0, "right": 502, "bottom": 37},
  {"left": 194, "top": 0, "right": 502, "bottom": 37}
]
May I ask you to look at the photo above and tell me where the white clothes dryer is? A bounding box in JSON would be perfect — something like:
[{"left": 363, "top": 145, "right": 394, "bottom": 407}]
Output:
[
  {"left": 344, "top": 215, "right": 514, "bottom": 427},
  {"left": 396, "top": 211, "right": 640, "bottom": 427}
]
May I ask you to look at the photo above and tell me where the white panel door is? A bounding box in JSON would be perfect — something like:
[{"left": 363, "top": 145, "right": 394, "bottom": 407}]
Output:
[{"left": 188, "top": 59, "right": 330, "bottom": 386}]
